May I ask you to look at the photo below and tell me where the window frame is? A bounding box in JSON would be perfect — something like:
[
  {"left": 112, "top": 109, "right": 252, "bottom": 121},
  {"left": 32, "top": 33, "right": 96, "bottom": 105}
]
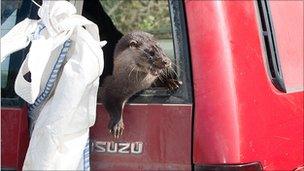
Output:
[
  {"left": 128, "top": 0, "right": 193, "bottom": 104},
  {"left": 256, "top": 0, "right": 286, "bottom": 92}
]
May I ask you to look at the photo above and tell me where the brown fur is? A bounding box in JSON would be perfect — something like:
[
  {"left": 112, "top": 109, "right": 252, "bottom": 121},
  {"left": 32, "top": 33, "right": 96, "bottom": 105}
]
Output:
[{"left": 101, "top": 31, "right": 171, "bottom": 138}]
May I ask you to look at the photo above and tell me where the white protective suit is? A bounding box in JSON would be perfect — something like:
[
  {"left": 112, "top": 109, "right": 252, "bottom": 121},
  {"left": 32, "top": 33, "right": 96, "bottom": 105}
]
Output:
[{"left": 1, "top": 1, "right": 106, "bottom": 170}]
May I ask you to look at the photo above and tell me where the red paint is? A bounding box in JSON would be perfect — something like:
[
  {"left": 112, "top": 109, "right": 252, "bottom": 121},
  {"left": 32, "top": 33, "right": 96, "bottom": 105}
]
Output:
[
  {"left": 90, "top": 104, "right": 192, "bottom": 170},
  {"left": 1, "top": 1, "right": 303, "bottom": 171},
  {"left": 1, "top": 106, "right": 29, "bottom": 170},
  {"left": 185, "top": 1, "right": 303, "bottom": 170}
]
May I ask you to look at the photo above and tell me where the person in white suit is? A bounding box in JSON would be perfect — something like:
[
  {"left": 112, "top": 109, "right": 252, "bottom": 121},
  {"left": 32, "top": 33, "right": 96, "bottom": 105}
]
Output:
[{"left": 1, "top": 1, "right": 106, "bottom": 170}]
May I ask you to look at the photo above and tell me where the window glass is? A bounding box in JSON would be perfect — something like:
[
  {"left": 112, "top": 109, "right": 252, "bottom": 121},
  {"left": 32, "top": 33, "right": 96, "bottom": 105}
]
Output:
[
  {"left": 1, "top": 9, "right": 18, "bottom": 89},
  {"left": 100, "top": 0, "right": 174, "bottom": 64},
  {"left": 1, "top": 0, "right": 30, "bottom": 102},
  {"left": 1, "top": 0, "right": 22, "bottom": 24},
  {"left": 268, "top": 1, "right": 303, "bottom": 92}
]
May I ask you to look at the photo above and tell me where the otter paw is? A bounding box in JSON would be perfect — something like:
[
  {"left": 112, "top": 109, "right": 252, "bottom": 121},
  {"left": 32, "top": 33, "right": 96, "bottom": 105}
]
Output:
[
  {"left": 108, "top": 121, "right": 124, "bottom": 138},
  {"left": 166, "top": 79, "right": 182, "bottom": 91}
]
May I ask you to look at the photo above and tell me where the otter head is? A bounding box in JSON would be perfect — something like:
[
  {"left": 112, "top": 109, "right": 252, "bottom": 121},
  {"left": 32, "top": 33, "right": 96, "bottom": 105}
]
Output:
[{"left": 114, "top": 31, "right": 171, "bottom": 76}]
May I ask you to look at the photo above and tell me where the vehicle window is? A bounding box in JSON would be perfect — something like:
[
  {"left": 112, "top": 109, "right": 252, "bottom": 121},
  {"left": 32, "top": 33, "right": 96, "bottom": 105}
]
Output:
[
  {"left": 1, "top": 0, "right": 192, "bottom": 104},
  {"left": 257, "top": 0, "right": 303, "bottom": 93},
  {"left": 101, "top": 0, "right": 174, "bottom": 59},
  {"left": 268, "top": 1, "right": 303, "bottom": 93},
  {"left": 99, "top": 0, "right": 192, "bottom": 104},
  {"left": 1, "top": 4, "right": 19, "bottom": 89},
  {"left": 1, "top": 0, "right": 28, "bottom": 100},
  {"left": 1, "top": 0, "right": 22, "bottom": 24}
]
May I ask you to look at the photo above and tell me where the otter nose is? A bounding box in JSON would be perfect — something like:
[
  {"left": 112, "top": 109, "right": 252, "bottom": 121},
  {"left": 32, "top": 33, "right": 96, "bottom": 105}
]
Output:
[
  {"left": 153, "top": 58, "right": 171, "bottom": 68},
  {"left": 162, "top": 59, "right": 171, "bottom": 67}
]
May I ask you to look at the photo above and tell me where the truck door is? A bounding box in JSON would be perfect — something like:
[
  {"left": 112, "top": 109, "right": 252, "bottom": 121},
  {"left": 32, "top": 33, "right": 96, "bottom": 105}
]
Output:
[{"left": 89, "top": 1, "right": 193, "bottom": 170}]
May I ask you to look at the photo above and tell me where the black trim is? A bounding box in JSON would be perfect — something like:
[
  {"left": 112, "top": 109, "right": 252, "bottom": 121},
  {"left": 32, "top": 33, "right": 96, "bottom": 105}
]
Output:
[
  {"left": 169, "top": 0, "right": 193, "bottom": 103},
  {"left": 257, "top": 0, "right": 286, "bottom": 92},
  {"left": 194, "top": 162, "right": 263, "bottom": 171},
  {"left": 177, "top": 0, "right": 196, "bottom": 169}
]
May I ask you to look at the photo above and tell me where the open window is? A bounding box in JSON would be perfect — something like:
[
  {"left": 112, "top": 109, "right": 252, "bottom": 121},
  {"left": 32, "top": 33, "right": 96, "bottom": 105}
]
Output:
[
  {"left": 97, "top": 0, "right": 193, "bottom": 104},
  {"left": 1, "top": 0, "right": 193, "bottom": 106}
]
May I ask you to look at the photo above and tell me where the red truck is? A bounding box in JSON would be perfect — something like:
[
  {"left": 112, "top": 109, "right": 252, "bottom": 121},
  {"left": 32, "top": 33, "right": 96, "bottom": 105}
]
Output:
[{"left": 1, "top": 0, "right": 303, "bottom": 170}]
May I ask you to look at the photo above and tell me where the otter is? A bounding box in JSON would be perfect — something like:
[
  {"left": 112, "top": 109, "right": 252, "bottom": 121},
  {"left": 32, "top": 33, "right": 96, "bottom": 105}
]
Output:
[{"left": 101, "top": 31, "right": 178, "bottom": 138}]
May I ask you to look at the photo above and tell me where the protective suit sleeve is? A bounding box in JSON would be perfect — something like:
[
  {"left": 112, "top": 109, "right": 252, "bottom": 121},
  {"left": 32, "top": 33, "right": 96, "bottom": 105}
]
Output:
[{"left": 1, "top": 19, "right": 37, "bottom": 61}]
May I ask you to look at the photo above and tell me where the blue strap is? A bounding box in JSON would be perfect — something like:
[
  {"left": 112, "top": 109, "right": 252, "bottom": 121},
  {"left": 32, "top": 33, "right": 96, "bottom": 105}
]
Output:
[
  {"left": 83, "top": 138, "right": 91, "bottom": 170},
  {"left": 28, "top": 39, "right": 71, "bottom": 115}
]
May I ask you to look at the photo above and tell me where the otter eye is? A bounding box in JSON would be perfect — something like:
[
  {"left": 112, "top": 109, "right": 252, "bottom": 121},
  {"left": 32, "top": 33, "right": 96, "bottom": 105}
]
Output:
[
  {"left": 149, "top": 51, "right": 155, "bottom": 56},
  {"left": 130, "top": 40, "right": 138, "bottom": 48}
]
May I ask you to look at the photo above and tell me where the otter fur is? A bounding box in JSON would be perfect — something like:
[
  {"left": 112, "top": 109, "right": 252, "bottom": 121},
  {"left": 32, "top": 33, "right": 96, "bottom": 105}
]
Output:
[{"left": 101, "top": 31, "right": 174, "bottom": 138}]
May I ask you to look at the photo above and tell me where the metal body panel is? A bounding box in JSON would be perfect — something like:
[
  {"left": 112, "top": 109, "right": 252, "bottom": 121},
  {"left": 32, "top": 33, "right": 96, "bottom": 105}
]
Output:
[
  {"left": 90, "top": 104, "right": 192, "bottom": 170},
  {"left": 185, "top": 1, "right": 303, "bottom": 170},
  {"left": 1, "top": 106, "right": 29, "bottom": 171}
]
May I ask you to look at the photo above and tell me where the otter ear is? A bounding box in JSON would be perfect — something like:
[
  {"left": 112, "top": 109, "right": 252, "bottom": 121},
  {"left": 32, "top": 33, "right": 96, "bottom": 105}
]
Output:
[{"left": 129, "top": 40, "right": 139, "bottom": 48}]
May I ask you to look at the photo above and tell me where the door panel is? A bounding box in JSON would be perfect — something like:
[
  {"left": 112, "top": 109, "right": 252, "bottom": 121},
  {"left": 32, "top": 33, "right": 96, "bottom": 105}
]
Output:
[
  {"left": 90, "top": 104, "right": 192, "bottom": 170},
  {"left": 1, "top": 107, "right": 29, "bottom": 170}
]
